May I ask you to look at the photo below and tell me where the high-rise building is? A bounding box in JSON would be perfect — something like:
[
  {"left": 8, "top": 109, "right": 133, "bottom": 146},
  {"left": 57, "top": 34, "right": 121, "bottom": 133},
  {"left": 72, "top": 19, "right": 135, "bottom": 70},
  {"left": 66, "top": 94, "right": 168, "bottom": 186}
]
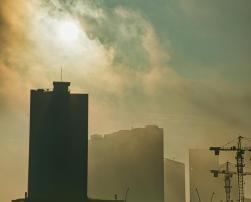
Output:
[
  {"left": 28, "top": 81, "right": 88, "bottom": 202},
  {"left": 164, "top": 159, "right": 185, "bottom": 202},
  {"left": 88, "top": 125, "right": 164, "bottom": 202},
  {"left": 12, "top": 82, "right": 122, "bottom": 202},
  {"left": 189, "top": 149, "right": 223, "bottom": 202}
]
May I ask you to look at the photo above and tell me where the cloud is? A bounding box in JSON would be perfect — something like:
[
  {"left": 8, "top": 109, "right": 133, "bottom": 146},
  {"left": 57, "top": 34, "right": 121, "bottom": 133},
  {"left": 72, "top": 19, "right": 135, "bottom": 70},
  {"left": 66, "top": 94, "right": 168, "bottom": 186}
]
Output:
[
  {"left": 1, "top": 0, "right": 251, "bottom": 201},
  {"left": 0, "top": 0, "right": 251, "bottom": 137}
]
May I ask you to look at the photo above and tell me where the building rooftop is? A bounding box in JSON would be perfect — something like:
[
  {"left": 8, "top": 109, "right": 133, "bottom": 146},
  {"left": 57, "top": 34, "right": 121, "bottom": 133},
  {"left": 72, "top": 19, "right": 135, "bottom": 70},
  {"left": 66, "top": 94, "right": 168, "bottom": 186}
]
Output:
[{"left": 53, "top": 81, "right": 71, "bottom": 94}]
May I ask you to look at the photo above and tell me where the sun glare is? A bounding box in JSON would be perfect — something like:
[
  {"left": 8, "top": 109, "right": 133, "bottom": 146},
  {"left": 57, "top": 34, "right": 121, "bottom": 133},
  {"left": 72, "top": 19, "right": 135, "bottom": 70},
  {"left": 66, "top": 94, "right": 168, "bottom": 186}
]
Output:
[{"left": 57, "top": 21, "right": 80, "bottom": 43}]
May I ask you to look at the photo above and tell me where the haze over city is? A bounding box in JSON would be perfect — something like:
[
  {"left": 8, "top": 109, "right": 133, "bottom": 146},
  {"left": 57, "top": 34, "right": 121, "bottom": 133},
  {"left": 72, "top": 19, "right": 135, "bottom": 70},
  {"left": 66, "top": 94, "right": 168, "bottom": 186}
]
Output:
[{"left": 0, "top": 0, "right": 251, "bottom": 202}]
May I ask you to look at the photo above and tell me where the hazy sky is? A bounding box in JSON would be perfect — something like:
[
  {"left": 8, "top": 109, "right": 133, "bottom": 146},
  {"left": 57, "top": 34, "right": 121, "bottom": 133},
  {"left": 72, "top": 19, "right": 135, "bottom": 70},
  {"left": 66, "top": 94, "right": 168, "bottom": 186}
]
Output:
[{"left": 0, "top": 0, "right": 251, "bottom": 201}]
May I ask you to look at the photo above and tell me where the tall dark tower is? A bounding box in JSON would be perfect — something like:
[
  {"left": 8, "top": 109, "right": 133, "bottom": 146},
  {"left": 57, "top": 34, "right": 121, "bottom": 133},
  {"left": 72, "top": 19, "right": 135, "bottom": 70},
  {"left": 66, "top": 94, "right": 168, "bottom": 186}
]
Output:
[{"left": 27, "top": 82, "right": 88, "bottom": 202}]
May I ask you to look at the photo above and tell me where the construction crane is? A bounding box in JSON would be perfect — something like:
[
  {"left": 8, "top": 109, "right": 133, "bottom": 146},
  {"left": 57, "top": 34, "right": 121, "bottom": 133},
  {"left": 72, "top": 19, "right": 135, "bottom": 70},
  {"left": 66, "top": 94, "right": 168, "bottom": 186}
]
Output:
[
  {"left": 211, "top": 162, "right": 236, "bottom": 202},
  {"left": 210, "top": 136, "right": 251, "bottom": 202},
  {"left": 211, "top": 162, "right": 251, "bottom": 202}
]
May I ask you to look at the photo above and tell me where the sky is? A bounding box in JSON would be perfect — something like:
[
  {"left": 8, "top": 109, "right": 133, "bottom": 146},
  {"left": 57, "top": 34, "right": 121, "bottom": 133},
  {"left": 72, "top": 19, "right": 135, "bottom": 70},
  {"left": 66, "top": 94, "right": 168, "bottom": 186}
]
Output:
[{"left": 0, "top": 0, "right": 251, "bottom": 201}]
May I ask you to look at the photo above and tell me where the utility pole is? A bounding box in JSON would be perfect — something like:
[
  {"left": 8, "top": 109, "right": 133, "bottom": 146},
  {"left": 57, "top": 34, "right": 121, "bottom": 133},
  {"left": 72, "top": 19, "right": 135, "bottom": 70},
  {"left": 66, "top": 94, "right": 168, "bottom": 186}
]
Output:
[{"left": 210, "top": 136, "right": 251, "bottom": 202}]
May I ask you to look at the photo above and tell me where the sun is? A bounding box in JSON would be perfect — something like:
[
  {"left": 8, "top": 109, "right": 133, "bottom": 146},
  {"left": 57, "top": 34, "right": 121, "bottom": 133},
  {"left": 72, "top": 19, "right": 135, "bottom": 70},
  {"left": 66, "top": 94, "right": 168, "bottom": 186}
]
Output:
[{"left": 57, "top": 21, "right": 80, "bottom": 43}]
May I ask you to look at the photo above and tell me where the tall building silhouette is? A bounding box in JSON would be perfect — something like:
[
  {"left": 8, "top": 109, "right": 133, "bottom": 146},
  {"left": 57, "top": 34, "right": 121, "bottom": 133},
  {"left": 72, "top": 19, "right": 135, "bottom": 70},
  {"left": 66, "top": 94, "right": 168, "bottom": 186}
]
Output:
[
  {"left": 27, "top": 81, "right": 88, "bottom": 202},
  {"left": 12, "top": 82, "right": 122, "bottom": 202}
]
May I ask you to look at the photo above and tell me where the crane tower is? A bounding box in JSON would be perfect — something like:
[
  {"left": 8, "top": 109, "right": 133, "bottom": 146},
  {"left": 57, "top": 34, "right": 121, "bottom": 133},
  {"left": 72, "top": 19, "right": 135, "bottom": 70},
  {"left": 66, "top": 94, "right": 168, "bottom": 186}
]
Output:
[{"left": 210, "top": 136, "right": 251, "bottom": 202}]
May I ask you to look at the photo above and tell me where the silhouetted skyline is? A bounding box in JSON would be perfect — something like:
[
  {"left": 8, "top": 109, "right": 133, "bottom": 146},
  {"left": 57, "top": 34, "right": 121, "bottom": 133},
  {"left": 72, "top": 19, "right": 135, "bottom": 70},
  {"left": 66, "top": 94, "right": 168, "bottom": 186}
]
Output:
[
  {"left": 1, "top": 0, "right": 251, "bottom": 201},
  {"left": 12, "top": 82, "right": 123, "bottom": 202}
]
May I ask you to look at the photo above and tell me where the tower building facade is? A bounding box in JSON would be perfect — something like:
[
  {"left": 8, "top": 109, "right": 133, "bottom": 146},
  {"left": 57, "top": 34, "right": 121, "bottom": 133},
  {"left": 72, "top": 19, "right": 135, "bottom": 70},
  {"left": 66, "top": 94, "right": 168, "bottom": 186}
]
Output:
[
  {"left": 12, "top": 81, "right": 123, "bottom": 202},
  {"left": 12, "top": 82, "right": 88, "bottom": 202}
]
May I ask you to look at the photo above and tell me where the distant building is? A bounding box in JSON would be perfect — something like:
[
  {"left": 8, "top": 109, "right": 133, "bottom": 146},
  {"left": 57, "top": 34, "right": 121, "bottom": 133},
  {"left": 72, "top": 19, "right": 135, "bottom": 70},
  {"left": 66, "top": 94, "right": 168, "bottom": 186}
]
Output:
[
  {"left": 189, "top": 149, "right": 223, "bottom": 202},
  {"left": 12, "top": 82, "right": 122, "bottom": 202},
  {"left": 88, "top": 125, "right": 165, "bottom": 202},
  {"left": 164, "top": 159, "right": 185, "bottom": 202}
]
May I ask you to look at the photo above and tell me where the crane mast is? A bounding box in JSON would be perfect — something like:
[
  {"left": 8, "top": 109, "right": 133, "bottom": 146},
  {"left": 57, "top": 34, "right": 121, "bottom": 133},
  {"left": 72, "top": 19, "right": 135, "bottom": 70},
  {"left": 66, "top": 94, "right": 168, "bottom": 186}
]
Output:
[
  {"left": 209, "top": 136, "right": 251, "bottom": 202},
  {"left": 211, "top": 162, "right": 236, "bottom": 202},
  {"left": 236, "top": 136, "right": 245, "bottom": 202}
]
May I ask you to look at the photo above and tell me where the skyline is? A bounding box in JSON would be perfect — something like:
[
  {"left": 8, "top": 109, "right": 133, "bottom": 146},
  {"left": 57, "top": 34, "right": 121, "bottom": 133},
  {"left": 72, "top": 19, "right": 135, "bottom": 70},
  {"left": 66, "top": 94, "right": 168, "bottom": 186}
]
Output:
[{"left": 0, "top": 0, "right": 251, "bottom": 201}]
